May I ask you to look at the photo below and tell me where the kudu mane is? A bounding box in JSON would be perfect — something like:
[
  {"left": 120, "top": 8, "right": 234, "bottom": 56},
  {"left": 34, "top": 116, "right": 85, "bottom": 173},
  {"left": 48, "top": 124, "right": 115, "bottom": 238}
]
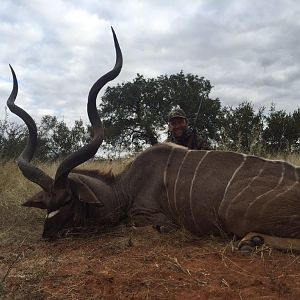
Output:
[
  {"left": 71, "top": 168, "right": 116, "bottom": 184},
  {"left": 72, "top": 159, "right": 134, "bottom": 184}
]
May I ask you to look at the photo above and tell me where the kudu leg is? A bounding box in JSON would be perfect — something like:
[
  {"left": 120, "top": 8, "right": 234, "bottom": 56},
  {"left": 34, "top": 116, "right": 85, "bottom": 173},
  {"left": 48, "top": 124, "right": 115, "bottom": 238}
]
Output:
[
  {"left": 239, "top": 232, "right": 300, "bottom": 252},
  {"left": 130, "top": 210, "right": 179, "bottom": 233}
]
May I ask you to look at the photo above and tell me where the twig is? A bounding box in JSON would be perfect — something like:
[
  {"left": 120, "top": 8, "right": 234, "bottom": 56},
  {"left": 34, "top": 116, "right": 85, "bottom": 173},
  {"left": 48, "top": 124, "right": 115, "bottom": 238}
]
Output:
[
  {"left": 167, "top": 256, "right": 208, "bottom": 286},
  {"left": 169, "top": 256, "right": 191, "bottom": 276},
  {"left": 1, "top": 237, "right": 26, "bottom": 286}
]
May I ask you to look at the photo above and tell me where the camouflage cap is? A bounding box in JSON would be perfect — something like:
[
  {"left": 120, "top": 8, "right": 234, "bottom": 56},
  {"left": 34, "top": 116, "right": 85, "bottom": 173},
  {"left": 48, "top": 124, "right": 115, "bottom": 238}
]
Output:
[{"left": 168, "top": 108, "right": 187, "bottom": 121}]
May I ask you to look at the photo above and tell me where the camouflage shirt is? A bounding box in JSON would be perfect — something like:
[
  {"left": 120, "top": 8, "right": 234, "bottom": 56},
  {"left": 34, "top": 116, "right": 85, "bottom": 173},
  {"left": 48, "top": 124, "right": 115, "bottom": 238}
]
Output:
[{"left": 165, "top": 128, "right": 211, "bottom": 150}]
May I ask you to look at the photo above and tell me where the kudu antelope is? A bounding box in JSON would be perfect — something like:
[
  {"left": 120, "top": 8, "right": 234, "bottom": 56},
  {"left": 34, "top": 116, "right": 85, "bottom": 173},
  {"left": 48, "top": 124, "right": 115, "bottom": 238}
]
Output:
[{"left": 6, "top": 28, "right": 300, "bottom": 252}]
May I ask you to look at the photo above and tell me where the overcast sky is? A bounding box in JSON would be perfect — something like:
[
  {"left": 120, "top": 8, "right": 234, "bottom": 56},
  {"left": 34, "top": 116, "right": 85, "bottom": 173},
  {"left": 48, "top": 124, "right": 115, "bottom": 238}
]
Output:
[{"left": 1, "top": 0, "right": 300, "bottom": 126}]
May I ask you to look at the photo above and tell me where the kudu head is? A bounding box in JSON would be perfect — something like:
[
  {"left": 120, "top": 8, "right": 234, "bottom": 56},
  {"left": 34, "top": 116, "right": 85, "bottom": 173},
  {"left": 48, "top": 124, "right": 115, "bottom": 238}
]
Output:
[{"left": 7, "top": 27, "right": 122, "bottom": 239}]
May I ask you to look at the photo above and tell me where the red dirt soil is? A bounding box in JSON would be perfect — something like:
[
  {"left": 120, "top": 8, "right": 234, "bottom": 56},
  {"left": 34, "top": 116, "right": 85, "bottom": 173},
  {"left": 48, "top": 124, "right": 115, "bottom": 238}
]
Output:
[{"left": 1, "top": 225, "right": 300, "bottom": 299}]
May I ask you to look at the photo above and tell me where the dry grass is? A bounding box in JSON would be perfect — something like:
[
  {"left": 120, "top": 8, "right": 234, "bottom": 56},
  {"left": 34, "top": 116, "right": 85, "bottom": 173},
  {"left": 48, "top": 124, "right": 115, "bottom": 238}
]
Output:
[
  {"left": 2, "top": 224, "right": 299, "bottom": 299},
  {"left": 0, "top": 161, "right": 41, "bottom": 225},
  {"left": 270, "top": 152, "right": 300, "bottom": 166}
]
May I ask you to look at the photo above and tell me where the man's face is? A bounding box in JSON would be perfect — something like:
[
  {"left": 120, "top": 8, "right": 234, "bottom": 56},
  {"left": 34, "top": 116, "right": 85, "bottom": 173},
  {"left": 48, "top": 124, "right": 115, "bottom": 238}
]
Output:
[{"left": 169, "top": 117, "right": 188, "bottom": 138}]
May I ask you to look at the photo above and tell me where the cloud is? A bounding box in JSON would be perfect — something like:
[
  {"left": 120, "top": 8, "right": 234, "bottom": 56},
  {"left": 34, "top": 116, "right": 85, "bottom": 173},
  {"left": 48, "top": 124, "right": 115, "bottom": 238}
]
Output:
[{"left": 1, "top": 0, "right": 300, "bottom": 128}]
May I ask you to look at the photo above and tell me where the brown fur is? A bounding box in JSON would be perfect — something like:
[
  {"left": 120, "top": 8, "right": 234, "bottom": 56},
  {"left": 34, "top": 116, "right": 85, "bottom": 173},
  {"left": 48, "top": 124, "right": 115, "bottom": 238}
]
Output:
[{"left": 72, "top": 168, "right": 115, "bottom": 184}]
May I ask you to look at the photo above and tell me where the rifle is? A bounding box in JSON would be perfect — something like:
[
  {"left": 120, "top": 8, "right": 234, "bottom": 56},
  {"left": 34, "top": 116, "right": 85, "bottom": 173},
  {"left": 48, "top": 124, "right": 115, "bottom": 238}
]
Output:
[{"left": 189, "top": 93, "right": 205, "bottom": 149}]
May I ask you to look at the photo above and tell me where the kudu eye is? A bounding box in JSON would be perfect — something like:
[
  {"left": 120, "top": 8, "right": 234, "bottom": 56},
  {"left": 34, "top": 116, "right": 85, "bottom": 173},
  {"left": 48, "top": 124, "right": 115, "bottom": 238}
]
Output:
[{"left": 51, "top": 188, "right": 73, "bottom": 206}]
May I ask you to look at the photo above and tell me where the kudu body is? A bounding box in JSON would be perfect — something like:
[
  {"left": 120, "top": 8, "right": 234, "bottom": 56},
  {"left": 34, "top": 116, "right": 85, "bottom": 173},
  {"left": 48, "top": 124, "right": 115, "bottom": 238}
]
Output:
[{"left": 7, "top": 28, "right": 300, "bottom": 252}]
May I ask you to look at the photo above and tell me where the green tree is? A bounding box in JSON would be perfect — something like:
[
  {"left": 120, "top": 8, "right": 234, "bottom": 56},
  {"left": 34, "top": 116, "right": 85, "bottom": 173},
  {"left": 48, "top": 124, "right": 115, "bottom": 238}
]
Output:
[
  {"left": 219, "top": 101, "right": 264, "bottom": 153},
  {"left": 100, "top": 74, "right": 162, "bottom": 152},
  {"left": 100, "top": 72, "right": 221, "bottom": 152},
  {"left": 158, "top": 72, "right": 221, "bottom": 140},
  {"left": 0, "top": 106, "right": 27, "bottom": 160},
  {"left": 0, "top": 121, "right": 27, "bottom": 161},
  {"left": 38, "top": 116, "right": 89, "bottom": 160},
  {"left": 292, "top": 108, "right": 300, "bottom": 151},
  {"left": 263, "top": 105, "right": 298, "bottom": 153}
]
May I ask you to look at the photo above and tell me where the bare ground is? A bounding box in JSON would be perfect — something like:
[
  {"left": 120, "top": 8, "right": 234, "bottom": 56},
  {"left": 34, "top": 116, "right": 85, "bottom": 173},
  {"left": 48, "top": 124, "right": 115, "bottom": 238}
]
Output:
[{"left": 1, "top": 221, "right": 300, "bottom": 300}]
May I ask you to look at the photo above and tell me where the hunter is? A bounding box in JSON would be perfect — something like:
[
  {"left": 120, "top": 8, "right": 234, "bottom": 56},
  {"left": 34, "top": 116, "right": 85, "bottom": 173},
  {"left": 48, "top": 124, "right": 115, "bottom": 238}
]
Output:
[{"left": 165, "top": 108, "right": 210, "bottom": 150}]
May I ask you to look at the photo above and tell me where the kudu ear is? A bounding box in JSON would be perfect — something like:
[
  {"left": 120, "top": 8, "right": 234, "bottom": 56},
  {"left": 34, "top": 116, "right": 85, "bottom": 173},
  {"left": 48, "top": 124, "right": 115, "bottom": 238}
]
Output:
[
  {"left": 22, "top": 191, "right": 49, "bottom": 209},
  {"left": 71, "top": 178, "right": 104, "bottom": 207}
]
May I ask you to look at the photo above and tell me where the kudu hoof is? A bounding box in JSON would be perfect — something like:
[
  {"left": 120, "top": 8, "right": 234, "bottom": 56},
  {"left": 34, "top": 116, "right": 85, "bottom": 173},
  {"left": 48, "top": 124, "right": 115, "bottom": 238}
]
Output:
[
  {"left": 154, "top": 225, "right": 169, "bottom": 233},
  {"left": 154, "top": 224, "right": 176, "bottom": 234},
  {"left": 238, "top": 235, "right": 264, "bottom": 253}
]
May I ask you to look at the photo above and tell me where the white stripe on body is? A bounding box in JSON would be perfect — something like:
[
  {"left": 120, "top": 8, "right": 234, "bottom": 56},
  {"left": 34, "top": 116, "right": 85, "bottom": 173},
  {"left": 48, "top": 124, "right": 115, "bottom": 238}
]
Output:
[
  {"left": 173, "top": 151, "right": 191, "bottom": 213},
  {"left": 189, "top": 151, "right": 211, "bottom": 229},
  {"left": 258, "top": 164, "right": 299, "bottom": 220},
  {"left": 272, "top": 166, "right": 299, "bottom": 200},
  {"left": 221, "top": 155, "right": 247, "bottom": 219},
  {"left": 244, "top": 161, "right": 285, "bottom": 221},
  {"left": 164, "top": 147, "right": 176, "bottom": 213},
  {"left": 225, "top": 161, "right": 267, "bottom": 218}
]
